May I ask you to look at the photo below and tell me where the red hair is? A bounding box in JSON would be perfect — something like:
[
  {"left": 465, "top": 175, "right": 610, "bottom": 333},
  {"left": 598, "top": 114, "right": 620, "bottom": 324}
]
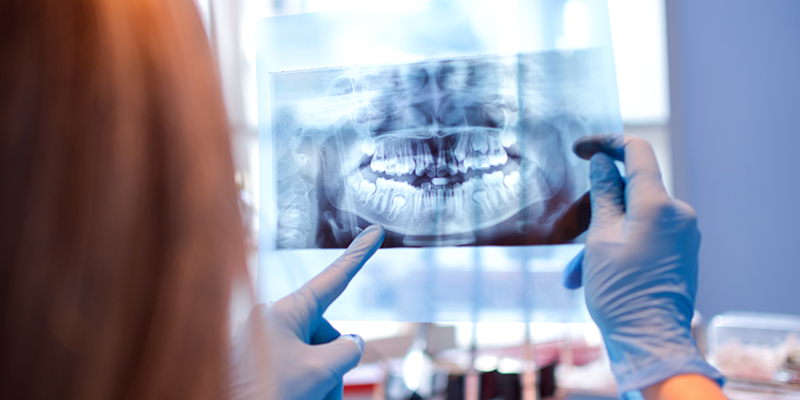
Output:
[{"left": 0, "top": 0, "right": 246, "bottom": 398}]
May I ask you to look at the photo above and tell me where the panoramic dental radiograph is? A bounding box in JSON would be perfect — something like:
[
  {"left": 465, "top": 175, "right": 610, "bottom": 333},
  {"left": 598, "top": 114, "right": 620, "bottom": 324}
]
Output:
[{"left": 271, "top": 51, "right": 602, "bottom": 249}]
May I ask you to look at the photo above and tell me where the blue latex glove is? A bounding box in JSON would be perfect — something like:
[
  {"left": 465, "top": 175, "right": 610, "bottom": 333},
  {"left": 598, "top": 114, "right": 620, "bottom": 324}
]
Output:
[
  {"left": 230, "top": 225, "right": 385, "bottom": 400},
  {"left": 562, "top": 135, "right": 723, "bottom": 397}
]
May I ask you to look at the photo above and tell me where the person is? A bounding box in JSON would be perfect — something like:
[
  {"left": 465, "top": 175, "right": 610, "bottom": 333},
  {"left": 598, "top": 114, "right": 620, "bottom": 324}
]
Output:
[
  {"left": 562, "top": 134, "right": 727, "bottom": 400},
  {"left": 0, "top": 0, "right": 377, "bottom": 399},
  {"left": 0, "top": 1, "right": 725, "bottom": 400}
]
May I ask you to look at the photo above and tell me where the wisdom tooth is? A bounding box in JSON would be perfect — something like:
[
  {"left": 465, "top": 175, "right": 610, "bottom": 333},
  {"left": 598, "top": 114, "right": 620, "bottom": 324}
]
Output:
[
  {"left": 361, "top": 137, "right": 376, "bottom": 156},
  {"left": 346, "top": 173, "right": 362, "bottom": 194},
  {"left": 500, "top": 130, "right": 517, "bottom": 148},
  {"left": 357, "top": 181, "right": 376, "bottom": 205}
]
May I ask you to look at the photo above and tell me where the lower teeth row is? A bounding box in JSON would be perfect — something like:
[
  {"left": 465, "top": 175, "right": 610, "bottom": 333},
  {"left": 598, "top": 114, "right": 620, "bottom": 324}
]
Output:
[{"left": 346, "top": 170, "right": 523, "bottom": 222}]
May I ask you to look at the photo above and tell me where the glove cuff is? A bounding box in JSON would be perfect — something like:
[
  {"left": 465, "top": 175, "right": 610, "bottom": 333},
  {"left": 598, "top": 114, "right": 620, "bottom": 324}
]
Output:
[
  {"left": 601, "top": 330, "right": 725, "bottom": 397},
  {"left": 615, "top": 356, "right": 725, "bottom": 397}
]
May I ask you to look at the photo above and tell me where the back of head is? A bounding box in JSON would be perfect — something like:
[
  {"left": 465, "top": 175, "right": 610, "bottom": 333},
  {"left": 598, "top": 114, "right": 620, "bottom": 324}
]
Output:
[{"left": 0, "top": 0, "right": 245, "bottom": 399}]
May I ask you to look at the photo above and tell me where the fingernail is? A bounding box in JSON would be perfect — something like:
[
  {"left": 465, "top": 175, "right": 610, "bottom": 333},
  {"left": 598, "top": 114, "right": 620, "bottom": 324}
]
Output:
[{"left": 343, "top": 334, "right": 364, "bottom": 352}]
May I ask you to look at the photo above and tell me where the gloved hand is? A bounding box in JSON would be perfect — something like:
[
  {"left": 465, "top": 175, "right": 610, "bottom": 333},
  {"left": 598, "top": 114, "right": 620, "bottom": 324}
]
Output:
[
  {"left": 562, "top": 135, "right": 723, "bottom": 397},
  {"left": 230, "top": 225, "right": 385, "bottom": 400}
]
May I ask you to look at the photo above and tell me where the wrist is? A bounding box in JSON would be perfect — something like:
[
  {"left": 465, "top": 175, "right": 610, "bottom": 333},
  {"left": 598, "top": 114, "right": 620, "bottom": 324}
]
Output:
[{"left": 600, "top": 329, "right": 724, "bottom": 397}]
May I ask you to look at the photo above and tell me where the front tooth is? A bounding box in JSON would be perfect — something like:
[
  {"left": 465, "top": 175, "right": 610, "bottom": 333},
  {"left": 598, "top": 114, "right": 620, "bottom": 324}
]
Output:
[
  {"left": 357, "top": 180, "right": 376, "bottom": 205},
  {"left": 471, "top": 130, "right": 488, "bottom": 153},
  {"left": 370, "top": 142, "right": 386, "bottom": 172},
  {"left": 453, "top": 183, "right": 464, "bottom": 215},
  {"left": 500, "top": 130, "right": 517, "bottom": 148},
  {"left": 503, "top": 170, "right": 520, "bottom": 198},
  {"left": 411, "top": 186, "right": 423, "bottom": 214},
  {"left": 443, "top": 187, "right": 456, "bottom": 217},
  {"left": 422, "top": 190, "right": 435, "bottom": 215},
  {"left": 436, "top": 140, "right": 448, "bottom": 177},
  {"left": 361, "top": 137, "right": 376, "bottom": 156}
]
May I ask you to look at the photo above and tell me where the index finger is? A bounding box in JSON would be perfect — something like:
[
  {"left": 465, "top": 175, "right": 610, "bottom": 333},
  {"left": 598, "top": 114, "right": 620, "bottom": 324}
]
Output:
[
  {"left": 573, "top": 134, "right": 669, "bottom": 214},
  {"left": 300, "top": 225, "right": 385, "bottom": 316}
]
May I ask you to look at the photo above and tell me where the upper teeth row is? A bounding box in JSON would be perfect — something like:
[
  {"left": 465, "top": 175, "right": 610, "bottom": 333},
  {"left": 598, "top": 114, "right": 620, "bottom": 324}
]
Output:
[{"left": 363, "top": 130, "right": 517, "bottom": 177}]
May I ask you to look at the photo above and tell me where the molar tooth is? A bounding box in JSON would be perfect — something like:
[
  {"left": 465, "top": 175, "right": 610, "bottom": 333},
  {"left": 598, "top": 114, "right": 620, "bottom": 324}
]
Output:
[
  {"left": 481, "top": 174, "right": 499, "bottom": 209},
  {"left": 422, "top": 142, "right": 436, "bottom": 177},
  {"left": 357, "top": 180, "right": 376, "bottom": 205},
  {"left": 471, "top": 130, "right": 488, "bottom": 153},
  {"left": 374, "top": 178, "right": 393, "bottom": 211},
  {"left": 457, "top": 159, "right": 469, "bottom": 174},
  {"left": 472, "top": 190, "right": 494, "bottom": 216},
  {"left": 503, "top": 171, "right": 520, "bottom": 198},
  {"left": 399, "top": 142, "right": 414, "bottom": 175},
  {"left": 462, "top": 154, "right": 475, "bottom": 173},
  {"left": 414, "top": 142, "right": 427, "bottom": 176},
  {"left": 384, "top": 144, "right": 398, "bottom": 176},
  {"left": 488, "top": 136, "right": 508, "bottom": 166},
  {"left": 454, "top": 135, "right": 469, "bottom": 162},
  {"left": 387, "top": 196, "right": 407, "bottom": 221},
  {"left": 370, "top": 142, "right": 386, "bottom": 172},
  {"left": 475, "top": 153, "right": 490, "bottom": 170},
  {"left": 361, "top": 137, "right": 376, "bottom": 156},
  {"left": 484, "top": 171, "right": 507, "bottom": 206},
  {"left": 500, "top": 129, "right": 517, "bottom": 148}
]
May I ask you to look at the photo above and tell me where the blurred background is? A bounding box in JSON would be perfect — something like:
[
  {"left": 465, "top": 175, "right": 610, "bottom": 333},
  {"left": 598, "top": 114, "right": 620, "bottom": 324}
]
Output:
[{"left": 196, "top": 0, "right": 800, "bottom": 398}]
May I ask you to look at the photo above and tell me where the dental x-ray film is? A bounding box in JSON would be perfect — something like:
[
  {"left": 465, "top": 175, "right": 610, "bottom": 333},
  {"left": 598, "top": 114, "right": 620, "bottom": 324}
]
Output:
[
  {"left": 256, "top": 0, "right": 622, "bottom": 321},
  {"left": 270, "top": 51, "right": 609, "bottom": 248}
]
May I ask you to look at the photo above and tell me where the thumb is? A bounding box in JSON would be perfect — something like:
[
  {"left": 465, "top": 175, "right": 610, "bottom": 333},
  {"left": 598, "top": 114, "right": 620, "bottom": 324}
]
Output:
[
  {"left": 589, "top": 152, "right": 625, "bottom": 229},
  {"left": 315, "top": 334, "right": 364, "bottom": 384},
  {"left": 562, "top": 248, "right": 585, "bottom": 289}
]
